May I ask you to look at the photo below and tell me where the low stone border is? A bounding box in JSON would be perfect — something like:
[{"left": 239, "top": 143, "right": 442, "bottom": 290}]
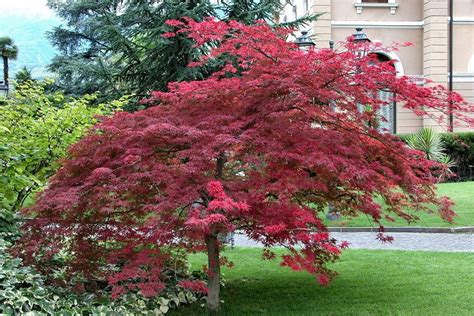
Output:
[
  {"left": 327, "top": 226, "right": 474, "bottom": 234},
  {"left": 16, "top": 218, "right": 473, "bottom": 234}
]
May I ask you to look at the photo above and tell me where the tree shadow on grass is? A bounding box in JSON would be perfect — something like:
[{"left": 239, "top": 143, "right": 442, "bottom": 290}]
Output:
[{"left": 169, "top": 249, "right": 474, "bottom": 315}]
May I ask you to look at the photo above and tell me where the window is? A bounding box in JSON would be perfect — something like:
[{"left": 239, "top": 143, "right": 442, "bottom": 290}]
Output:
[
  {"left": 373, "top": 53, "right": 397, "bottom": 134},
  {"left": 377, "top": 90, "right": 396, "bottom": 134},
  {"left": 355, "top": 0, "right": 398, "bottom": 14}
]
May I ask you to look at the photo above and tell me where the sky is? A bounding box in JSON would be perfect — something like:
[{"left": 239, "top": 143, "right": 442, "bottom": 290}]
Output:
[
  {"left": 0, "top": 0, "right": 59, "bottom": 78},
  {"left": 0, "top": 0, "right": 55, "bottom": 18}
]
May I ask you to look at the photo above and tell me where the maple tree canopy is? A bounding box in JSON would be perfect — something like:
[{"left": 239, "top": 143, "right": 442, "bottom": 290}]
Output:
[{"left": 15, "top": 19, "right": 473, "bottom": 311}]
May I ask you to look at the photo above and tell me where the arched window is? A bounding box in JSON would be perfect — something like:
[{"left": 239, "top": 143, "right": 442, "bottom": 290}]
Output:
[{"left": 368, "top": 52, "right": 403, "bottom": 134}]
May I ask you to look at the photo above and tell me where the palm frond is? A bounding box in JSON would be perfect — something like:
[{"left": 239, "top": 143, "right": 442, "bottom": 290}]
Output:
[{"left": 406, "top": 127, "right": 456, "bottom": 168}]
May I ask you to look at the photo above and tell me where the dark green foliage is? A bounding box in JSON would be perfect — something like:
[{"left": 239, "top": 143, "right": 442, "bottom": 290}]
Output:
[
  {"left": 441, "top": 132, "right": 474, "bottom": 180},
  {"left": 399, "top": 132, "right": 474, "bottom": 181},
  {"left": 48, "top": 0, "right": 212, "bottom": 101},
  {"left": 14, "top": 67, "right": 33, "bottom": 85},
  {"left": 47, "top": 0, "right": 317, "bottom": 104}
]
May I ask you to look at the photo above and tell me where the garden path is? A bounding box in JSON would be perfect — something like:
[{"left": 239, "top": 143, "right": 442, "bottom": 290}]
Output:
[{"left": 232, "top": 232, "right": 474, "bottom": 252}]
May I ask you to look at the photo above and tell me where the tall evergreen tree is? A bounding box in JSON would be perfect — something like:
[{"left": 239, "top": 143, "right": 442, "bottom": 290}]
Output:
[{"left": 47, "top": 0, "right": 315, "bottom": 102}]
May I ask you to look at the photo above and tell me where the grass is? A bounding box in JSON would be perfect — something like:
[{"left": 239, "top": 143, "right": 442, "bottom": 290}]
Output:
[
  {"left": 324, "top": 181, "right": 474, "bottom": 228},
  {"left": 170, "top": 248, "right": 474, "bottom": 315}
]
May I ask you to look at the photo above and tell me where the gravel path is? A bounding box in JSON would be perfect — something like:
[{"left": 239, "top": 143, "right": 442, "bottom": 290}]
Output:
[{"left": 232, "top": 232, "right": 474, "bottom": 252}]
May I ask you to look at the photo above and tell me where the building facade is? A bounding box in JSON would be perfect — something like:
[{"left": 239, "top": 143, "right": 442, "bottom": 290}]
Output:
[{"left": 281, "top": 0, "right": 474, "bottom": 133}]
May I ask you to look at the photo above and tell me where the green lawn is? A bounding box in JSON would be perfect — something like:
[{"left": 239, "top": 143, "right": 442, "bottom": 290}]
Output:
[
  {"left": 171, "top": 248, "right": 474, "bottom": 315},
  {"left": 324, "top": 181, "right": 474, "bottom": 228}
]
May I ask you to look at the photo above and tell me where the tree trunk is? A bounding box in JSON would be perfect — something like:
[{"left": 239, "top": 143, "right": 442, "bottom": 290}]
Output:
[
  {"left": 206, "top": 234, "right": 221, "bottom": 312},
  {"left": 3, "top": 56, "right": 8, "bottom": 86},
  {"left": 206, "top": 151, "right": 225, "bottom": 312}
]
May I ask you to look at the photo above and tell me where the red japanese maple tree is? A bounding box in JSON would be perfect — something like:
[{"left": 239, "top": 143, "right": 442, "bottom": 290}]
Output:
[{"left": 15, "top": 19, "right": 472, "bottom": 312}]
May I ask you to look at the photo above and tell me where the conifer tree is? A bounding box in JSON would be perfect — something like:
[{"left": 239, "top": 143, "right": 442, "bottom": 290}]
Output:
[{"left": 47, "top": 0, "right": 314, "bottom": 102}]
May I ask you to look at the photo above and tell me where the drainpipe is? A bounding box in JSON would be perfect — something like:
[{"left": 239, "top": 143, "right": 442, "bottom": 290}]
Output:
[{"left": 448, "top": 0, "right": 454, "bottom": 132}]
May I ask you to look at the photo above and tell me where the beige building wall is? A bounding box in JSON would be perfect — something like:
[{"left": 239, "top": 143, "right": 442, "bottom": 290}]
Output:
[
  {"left": 318, "top": 0, "right": 472, "bottom": 133},
  {"left": 423, "top": 0, "right": 449, "bottom": 130},
  {"left": 453, "top": 0, "right": 474, "bottom": 16},
  {"left": 330, "top": 28, "right": 423, "bottom": 76},
  {"left": 453, "top": 81, "right": 474, "bottom": 131},
  {"left": 284, "top": 1, "right": 473, "bottom": 133},
  {"left": 452, "top": 25, "right": 474, "bottom": 73},
  {"left": 452, "top": 1, "right": 474, "bottom": 131},
  {"left": 330, "top": 0, "right": 427, "bottom": 133},
  {"left": 313, "top": 0, "right": 332, "bottom": 48},
  {"left": 332, "top": 0, "right": 424, "bottom": 21}
]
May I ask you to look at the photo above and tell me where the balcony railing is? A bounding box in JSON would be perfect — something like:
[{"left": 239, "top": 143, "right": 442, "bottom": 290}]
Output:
[{"left": 0, "top": 81, "right": 9, "bottom": 96}]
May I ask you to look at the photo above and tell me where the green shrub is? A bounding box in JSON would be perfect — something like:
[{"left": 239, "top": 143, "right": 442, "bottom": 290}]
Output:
[
  {"left": 441, "top": 132, "right": 474, "bottom": 180},
  {"left": 405, "top": 128, "right": 455, "bottom": 166},
  {"left": 0, "top": 80, "right": 127, "bottom": 237},
  {"left": 398, "top": 131, "right": 474, "bottom": 181},
  {"left": 0, "top": 233, "right": 201, "bottom": 315}
]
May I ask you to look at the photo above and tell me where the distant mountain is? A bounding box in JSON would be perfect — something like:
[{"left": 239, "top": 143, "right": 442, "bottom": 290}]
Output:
[{"left": 0, "top": 14, "right": 60, "bottom": 79}]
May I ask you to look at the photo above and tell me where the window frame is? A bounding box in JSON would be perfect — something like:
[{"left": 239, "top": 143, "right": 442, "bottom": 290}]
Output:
[{"left": 354, "top": 0, "right": 398, "bottom": 14}]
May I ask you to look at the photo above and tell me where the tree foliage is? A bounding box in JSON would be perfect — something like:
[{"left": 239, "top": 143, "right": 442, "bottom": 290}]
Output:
[
  {"left": 47, "top": 0, "right": 315, "bottom": 102},
  {"left": 15, "top": 67, "right": 34, "bottom": 85},
  {"left": 0, "top": 36, "right": 18, "bottom": 86},
  {"left": 0, "top": 80, "right": 126, "bottom": 236},
  {"left": 15, "top": 20, "right": 473, "bottom": 312}
]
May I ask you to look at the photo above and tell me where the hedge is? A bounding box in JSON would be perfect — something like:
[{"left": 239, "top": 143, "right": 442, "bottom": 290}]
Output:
[{"left": 441, "top": 132, "right": 474, "bottom": 180}]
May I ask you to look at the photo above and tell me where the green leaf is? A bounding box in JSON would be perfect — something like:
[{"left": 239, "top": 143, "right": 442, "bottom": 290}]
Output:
[
  {"left": 159, "top": 305, "right": 169, "bottom": 314},
  {"left": 0, "top": 126, "right": 10, "bottom": 133}
]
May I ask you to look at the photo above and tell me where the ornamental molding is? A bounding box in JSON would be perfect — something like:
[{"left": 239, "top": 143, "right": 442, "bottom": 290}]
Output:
[
  {"left": 451, "top": 73, "right": 474, "bottom": 82},
  {"left": 331, "top": 21, "right": 424, "bottom": 29},
  {"left": 451, "top": 17, "right": 474, "bottom": 25},
  {"left": 354, "top": 0, "right": 398, "bottom": 15}
]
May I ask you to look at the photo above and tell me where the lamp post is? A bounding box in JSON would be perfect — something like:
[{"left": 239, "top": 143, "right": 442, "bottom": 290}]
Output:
[
  {"left": 329, "top": 40, "right": 334, "bottom": 51},
  {"left": 327, "top": 29, "right": 371, "bottom": 222},
  {"left": 295, "top": 31, "right": 316, "bottom": 51},
  {"left": 351, "top": 27, "right": 371, "bottom": 58}
]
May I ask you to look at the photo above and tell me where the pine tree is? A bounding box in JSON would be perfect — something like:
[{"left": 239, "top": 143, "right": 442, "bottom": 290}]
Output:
[{"left": 47, "top": 0, "right": 315, "bottom": 103}]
